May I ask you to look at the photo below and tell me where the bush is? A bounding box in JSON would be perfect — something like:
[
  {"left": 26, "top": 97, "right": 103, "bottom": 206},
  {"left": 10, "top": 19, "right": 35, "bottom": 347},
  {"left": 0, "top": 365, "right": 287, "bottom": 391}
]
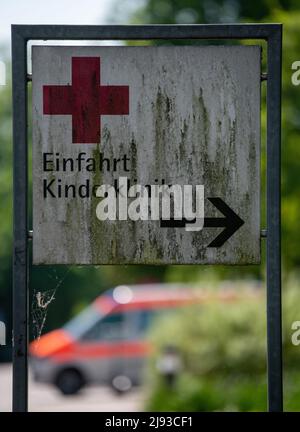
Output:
[{"left": 144, "top": 281, "right": 300, "bottom": 411}]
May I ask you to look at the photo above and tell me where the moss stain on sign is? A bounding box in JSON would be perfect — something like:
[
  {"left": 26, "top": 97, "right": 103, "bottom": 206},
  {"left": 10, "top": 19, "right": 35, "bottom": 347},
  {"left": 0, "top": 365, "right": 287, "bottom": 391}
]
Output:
[{"left": 32, "top": 45, "right": 261, "bottom": 265}]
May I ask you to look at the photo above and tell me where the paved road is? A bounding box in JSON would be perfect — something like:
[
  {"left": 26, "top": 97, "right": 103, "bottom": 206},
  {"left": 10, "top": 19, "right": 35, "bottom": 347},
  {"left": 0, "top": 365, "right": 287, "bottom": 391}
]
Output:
[{"left": 0, "top": 364, "right": 144, "bottom": 412}]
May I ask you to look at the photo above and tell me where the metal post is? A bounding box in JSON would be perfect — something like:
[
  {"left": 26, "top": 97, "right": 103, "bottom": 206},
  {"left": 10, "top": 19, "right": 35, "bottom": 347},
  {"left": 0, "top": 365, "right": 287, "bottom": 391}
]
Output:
[
  {"left": 12, "top": 27, "right": 28, "bottom": 412},
  {"left": 266, "top": 25, "right": 283, "bottom": 412}
]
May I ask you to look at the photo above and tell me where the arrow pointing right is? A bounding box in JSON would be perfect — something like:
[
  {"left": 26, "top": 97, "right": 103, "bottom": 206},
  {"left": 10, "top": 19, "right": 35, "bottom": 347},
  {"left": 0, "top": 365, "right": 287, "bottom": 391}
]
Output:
[
  {"left": 204, "top": 197, "right": 244, "bottom": 247},
  {"left": 159, "top": 197, "right": 244, "bottom": 247}
]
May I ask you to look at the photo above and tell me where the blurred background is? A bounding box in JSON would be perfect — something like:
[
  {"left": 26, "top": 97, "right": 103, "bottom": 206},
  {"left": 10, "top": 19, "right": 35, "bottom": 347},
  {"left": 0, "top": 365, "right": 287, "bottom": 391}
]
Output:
[{"left": 1, "top": 0, "right": 300, "bottom": 412}]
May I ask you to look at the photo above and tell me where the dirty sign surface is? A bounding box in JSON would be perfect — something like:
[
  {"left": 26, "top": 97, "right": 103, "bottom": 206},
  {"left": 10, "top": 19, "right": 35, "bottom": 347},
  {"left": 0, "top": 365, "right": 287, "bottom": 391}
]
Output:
[{"left": 32, "top": 45, "right": 261, "bottom": 265}]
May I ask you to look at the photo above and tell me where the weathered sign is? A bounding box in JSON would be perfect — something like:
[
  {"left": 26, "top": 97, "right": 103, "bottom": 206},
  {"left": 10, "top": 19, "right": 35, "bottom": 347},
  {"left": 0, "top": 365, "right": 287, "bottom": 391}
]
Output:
[{"left": 32, "top": 45, "right": 261, "bottom": 265}]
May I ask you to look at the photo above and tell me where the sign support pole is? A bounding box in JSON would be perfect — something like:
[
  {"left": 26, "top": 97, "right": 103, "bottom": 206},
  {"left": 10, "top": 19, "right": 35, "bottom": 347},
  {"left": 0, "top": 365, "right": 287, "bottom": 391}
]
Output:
[
  {"left": 11, "top": 23, "right": 282, "bottom": 413},
  {"left": 266, "top": 25, "right": 283, "bottom": 412},
  {"left": 12, "top": 27, "right": 28, "bottom": 412}
]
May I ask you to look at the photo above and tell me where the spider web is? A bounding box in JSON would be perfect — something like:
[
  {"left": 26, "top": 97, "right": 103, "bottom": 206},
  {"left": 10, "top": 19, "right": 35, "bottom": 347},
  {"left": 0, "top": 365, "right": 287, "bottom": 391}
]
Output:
[{"left": 31, "top": 268, "right": 70, "bottom": 341}]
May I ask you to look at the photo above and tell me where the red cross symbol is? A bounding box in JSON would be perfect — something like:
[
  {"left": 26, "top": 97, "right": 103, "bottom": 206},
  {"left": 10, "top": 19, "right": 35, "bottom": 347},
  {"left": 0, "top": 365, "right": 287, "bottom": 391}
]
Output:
[{"left": 43, "top": 57, "right": 129, "bottom": 143}]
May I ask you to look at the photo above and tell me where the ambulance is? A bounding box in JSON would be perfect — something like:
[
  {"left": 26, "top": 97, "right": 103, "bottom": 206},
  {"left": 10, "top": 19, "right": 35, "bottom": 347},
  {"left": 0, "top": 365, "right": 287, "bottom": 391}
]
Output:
[{"left": 30, "top": 283, "right": 260, "bottom": 395}]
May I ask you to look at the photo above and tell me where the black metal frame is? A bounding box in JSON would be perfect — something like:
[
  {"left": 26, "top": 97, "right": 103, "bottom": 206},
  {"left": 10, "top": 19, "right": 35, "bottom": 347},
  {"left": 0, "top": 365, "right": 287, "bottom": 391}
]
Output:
[{"left": 11, "top": 24, "right": 282, "bottom": 412}]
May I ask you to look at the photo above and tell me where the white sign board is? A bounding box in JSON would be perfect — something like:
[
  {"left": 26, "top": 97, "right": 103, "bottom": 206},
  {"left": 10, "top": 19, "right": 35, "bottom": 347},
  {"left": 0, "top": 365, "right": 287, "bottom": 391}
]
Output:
[{"left": 32, "top": 45, "right": 261, "bottom": 265}]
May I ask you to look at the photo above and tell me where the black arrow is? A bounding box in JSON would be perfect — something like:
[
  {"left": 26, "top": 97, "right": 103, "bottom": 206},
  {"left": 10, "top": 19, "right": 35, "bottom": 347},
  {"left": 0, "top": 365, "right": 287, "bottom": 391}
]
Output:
[
  {"left": 160, "top": 197, "right": 244, "bottom": 247},
  {"left": 203, "top": 198, "right": 244, "bottom": 247}
]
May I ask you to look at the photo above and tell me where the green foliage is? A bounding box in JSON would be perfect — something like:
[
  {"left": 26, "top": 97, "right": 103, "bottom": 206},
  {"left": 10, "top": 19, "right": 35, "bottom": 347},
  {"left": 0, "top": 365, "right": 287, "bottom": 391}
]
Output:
[
  {"left": 147, "top": 374, "right": 268, "bottom": 411},
  {"left": 0, "top": 72, "right": 12, "bottom": 360},
  {"left": 276, "top": 10, "right": 300, "bottom": 268},
  {"left": 144, "top": 281, "right": 300, "bottom": 411},
  {"left": 130, "top": 0, "right": 298, "bottom": 25},
  {"left": 0, "top": 74, "right": 12, "bottom": 260}
]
